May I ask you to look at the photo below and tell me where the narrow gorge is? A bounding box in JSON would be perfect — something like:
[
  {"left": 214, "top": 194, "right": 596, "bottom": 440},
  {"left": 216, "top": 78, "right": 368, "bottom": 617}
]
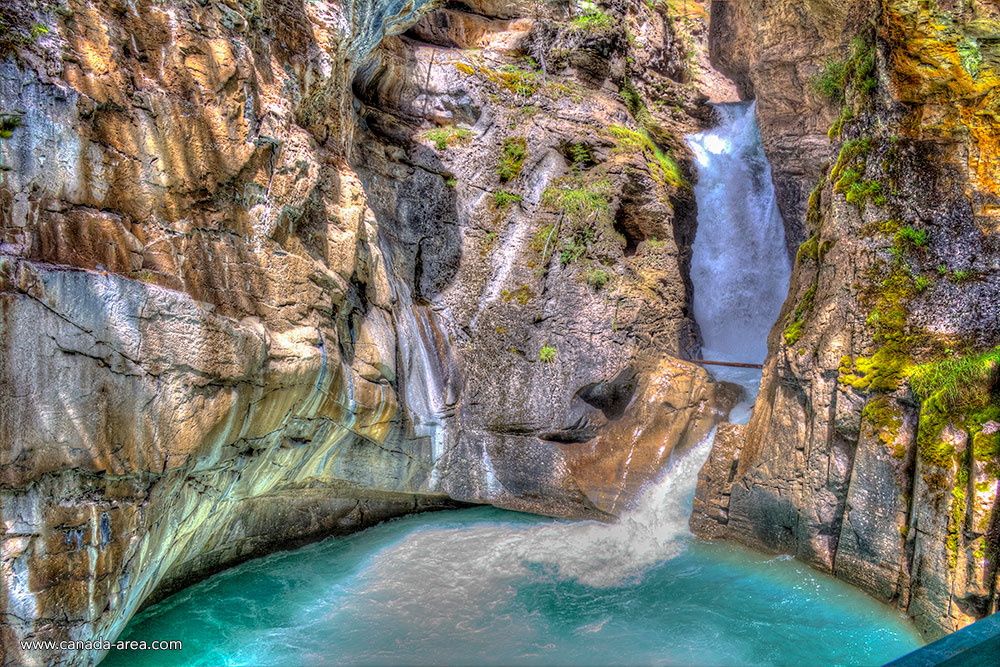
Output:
[{"left": 0, "top": 0, "right": 997, "bottom": 665}]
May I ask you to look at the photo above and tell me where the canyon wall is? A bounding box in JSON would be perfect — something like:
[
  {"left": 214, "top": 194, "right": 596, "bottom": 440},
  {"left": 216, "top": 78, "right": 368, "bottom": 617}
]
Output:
[
  {"left": 0, "top": 1, "right": 737, "bottom": 664},
  {"left": 692, "top": 0, "right": 1000, "bottom": 639}
]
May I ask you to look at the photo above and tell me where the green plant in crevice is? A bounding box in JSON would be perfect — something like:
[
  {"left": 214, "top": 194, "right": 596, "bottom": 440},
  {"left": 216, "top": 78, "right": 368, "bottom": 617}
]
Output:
[
  {"left": 609, "top": 125, "right": 684, "bottom": 187},
  {"left": 497, "top": 137, "right": 527, "bottom": 182},
  {"left": 814, "top": 33, "right": 878, "bottom": 140},
  {"left": 560, "top": 226, "right": 595, "bottom": 265},
  {"left": 910, "top": 347, "right": 1000, "bottom": 413},
  {"left": 538, "top": 345, "right": 557, "bottom": 363},
  {"left": 811, "top": 58, "right": 849, "bottom": 103},
  {"left": 542, "top": 175, "right": 613, "bottom": 226},
  {"left": 571, "top": 7, "right": 613, "bottom": 34},
  {"left": 540, "top": 172, "right": 615, "bottom": 266},
  {"left": 423, "top": 125, "right": 473, "bottom": 150},
  {"left": 0, "top": 114, "right": 21, "bottom": 139},
  {"left": 566, "top": 142, "right": 595, "bottom": 171},
  {"left": 493, "top": 190, "right": 522, "bottom": 209},
  {"left": 584, "top": 266, "right": 610, "bottom": 289}
]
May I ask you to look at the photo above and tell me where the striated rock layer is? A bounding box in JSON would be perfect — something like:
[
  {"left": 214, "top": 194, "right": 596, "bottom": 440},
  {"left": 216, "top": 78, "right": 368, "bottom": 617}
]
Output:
[
  {"left": 692, "top": 0, "right": 1000, "bottom": 639},
  {"left": 0, "top": 1, "right": 736, "bottom": 664}
]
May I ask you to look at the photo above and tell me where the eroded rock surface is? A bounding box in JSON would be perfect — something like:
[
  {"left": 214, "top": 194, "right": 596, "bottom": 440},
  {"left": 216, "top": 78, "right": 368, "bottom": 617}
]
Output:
[
  {"left": 692, "top": 0, "right": 1000, "bottom": 639},
  {"left": 0, "top": 1, "right": 734, "bottom": 664}
]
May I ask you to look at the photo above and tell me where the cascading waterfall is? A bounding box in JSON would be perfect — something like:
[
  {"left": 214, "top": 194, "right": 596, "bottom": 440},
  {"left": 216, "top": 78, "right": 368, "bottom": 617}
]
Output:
[
  {"left": 104, "top": 104, "right": 922, "bottom": 667},
  {"left": 688, "top": 102, "right": 792, "bottom": 364}
]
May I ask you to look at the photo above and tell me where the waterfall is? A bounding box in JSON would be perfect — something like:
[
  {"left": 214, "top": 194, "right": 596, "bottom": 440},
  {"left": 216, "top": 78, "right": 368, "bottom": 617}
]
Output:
[{"left": 688, "top": 102, "right": 791, "bottom": 364}]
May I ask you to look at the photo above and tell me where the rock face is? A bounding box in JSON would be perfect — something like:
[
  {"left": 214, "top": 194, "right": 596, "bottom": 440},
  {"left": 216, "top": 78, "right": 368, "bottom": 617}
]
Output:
[
  {"left": 0, "top": 1, "right": 735, "bottom": 664},
  {"left": 692, "top": 0, "right": 1000, "bottom": 639}
]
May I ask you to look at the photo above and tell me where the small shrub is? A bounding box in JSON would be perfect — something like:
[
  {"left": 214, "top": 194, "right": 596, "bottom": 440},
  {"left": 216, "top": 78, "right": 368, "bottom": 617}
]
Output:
[
  {"left": 571, "top": 8, "right": 613, "bottom": 34},
  {"left": 539, "top": 345, "right": 557, "bottom": 363},
  {"left": 560, "top": 227, "right": 594, "bottom": 265},
  {"left": 497, "top": 137, "right": 527, "bottom": 182},
  {"left": 584, "top": 267, "right": 610, "bottom": 289},
  {"left": 0, "top": 114, "right": 22, "bottom": 139},
  {"left": 568, "top": 143, "right": 594, "bottom": 170}
]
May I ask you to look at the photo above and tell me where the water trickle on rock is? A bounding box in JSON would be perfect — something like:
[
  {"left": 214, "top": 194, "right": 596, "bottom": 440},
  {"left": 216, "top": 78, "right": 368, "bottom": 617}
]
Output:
[{"left": 103, "top": 103, "right": 922, "bottom": 667}]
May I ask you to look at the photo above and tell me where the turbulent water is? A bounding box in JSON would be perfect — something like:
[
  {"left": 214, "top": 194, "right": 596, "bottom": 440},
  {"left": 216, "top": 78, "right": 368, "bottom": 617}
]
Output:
[
  {"left": 102, "top": 102, "right": 923, "bottom": 667},
  {"left": 688, "top": 102, "right": 792, "bottom": 364}
]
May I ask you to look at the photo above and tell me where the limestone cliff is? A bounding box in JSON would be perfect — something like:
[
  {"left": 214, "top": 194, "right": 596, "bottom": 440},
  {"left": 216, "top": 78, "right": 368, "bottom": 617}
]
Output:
[
  {"left": 692, "top": 0, "right": 1000, "bottom": 639},
  {"left": 0, "top": 1, "right": 736, "bottom": 664}
]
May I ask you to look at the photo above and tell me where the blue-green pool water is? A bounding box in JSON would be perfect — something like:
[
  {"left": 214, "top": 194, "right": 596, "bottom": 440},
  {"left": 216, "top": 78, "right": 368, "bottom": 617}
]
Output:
[{"left": 103, "top": 439, "right": 923, "bottom": 667}]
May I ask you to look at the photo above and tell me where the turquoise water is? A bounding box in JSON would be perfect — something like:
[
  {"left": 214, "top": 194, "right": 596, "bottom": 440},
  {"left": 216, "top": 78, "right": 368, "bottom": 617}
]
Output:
[{"left": 103, "top": 440, "right": 923, "bottom": 666}]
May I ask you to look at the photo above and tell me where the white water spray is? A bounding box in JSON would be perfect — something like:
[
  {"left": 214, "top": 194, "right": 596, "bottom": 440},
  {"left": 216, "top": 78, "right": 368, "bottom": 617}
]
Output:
[{"left": 688, "top": 102, "right": 791, "bottom": 364}]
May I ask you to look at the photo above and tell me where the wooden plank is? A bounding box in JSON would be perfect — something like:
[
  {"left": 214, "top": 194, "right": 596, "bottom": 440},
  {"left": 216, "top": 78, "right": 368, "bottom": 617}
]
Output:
[{"left": 689, "top": 359, "right": 764, "bottom": 369}]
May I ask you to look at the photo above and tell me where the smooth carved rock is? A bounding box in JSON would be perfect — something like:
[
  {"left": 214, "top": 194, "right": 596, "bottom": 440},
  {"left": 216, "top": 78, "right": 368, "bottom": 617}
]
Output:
[{"left": 0, "top": 1, "right": 733, "bottom": 664}]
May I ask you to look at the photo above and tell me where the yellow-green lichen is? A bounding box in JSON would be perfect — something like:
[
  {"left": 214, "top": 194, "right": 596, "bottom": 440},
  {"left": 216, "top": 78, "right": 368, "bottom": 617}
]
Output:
[{"left": 862, "top": 396, "right": 906, "bottom": 458}]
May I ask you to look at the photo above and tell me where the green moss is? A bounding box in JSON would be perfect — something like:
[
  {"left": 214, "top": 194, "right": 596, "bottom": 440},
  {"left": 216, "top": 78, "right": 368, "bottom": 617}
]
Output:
[
  {"left": 501, "top": 285, "right": 534, "bottom": 306},
  {"left": 947, "top": 470, "right": 968, "bottom": 568},
  {"left": 828, "top": 107, "right": 855, "bottom": 141},
  {"left": 806, "top": 179, "right": 824, "bottom": 229},
  {"left": 843, "top": 346, "right": 914, "bottom": 393},
  {"left": 783, "top": 321, "right": 803, "bottom": 346},
  {"left": 475, "top": 64, "right": 540, "bottom": 98},
  {"left": 957, "top": 38, "right": 982, "bottom": 78},
  {"left": 783, "top": 283, "right": 817, "bottom": 346},
  {"left": 831, "top": 138, "right": 872, "bottom": 182},
  {"left": 539, "top": 345, "right": 557, "bottom": 363},
  {"left": 796, "top": 235, "right": 820, "bottom": 265},
  {"left": 497, "top": 137, "right": 527, "bottom": 182},
  {"left": 972, "top": 430, "right": 999, "bottom": 462}
]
